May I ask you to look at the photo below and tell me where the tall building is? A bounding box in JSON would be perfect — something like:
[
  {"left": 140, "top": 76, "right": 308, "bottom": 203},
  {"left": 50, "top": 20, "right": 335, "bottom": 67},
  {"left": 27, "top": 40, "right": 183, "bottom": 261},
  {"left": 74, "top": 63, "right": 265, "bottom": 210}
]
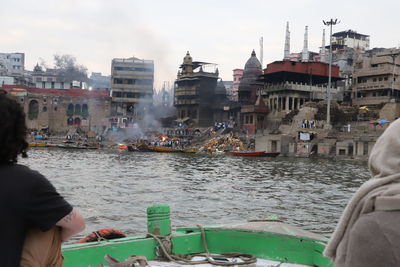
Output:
[
  {"left": 110, "top": 57, "right": 154, "bottom": 121},
  {"left": 0, "top": 52, "right": 25, "bottom": 76},
  {"left": 174, "top": 51, "right": 225, "bottom": 127},
  {"left": 352, "top": 48, "right": 400, "bottom": 106}
]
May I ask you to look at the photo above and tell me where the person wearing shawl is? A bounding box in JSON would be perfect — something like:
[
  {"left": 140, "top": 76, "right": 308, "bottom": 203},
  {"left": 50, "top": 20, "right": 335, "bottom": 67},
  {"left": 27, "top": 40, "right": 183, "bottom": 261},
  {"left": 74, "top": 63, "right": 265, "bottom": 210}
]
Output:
[{"left": 324, "top": 118, "right": 400, "bottom": 266}]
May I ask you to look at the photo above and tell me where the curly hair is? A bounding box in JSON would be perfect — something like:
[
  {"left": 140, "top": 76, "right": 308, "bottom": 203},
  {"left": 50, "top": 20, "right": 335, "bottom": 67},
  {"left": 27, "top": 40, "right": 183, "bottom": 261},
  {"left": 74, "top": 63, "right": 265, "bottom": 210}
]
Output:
[{"left": 0, "top": 91, "right": 28, "bottom": 164}]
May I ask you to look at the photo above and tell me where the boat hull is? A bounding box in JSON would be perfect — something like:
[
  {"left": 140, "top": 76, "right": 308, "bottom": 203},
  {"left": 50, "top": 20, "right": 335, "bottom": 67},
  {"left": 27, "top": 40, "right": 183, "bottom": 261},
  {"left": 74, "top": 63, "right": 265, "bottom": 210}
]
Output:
[
  {"left": 62, "top": 221, "right": 331, "bottom": 267},
  {"left": 231, "top": 151, "right": 280, "bottom": 157}
]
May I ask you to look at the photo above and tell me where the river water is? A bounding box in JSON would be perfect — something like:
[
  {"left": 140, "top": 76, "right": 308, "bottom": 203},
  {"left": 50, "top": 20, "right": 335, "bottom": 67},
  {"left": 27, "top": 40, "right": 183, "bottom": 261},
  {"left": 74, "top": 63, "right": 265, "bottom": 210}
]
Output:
[{"left": 20, "top": 148, "right": 370, "bottom": 240}]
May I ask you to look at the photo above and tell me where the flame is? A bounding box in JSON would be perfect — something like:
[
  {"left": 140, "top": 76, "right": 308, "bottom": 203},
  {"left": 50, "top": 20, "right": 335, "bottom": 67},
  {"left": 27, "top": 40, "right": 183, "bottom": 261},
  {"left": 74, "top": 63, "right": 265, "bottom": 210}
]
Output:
[
  {"left": 118, "top": 144, "right": 128, "bottom": 150},
  {"left": 161, "top": 136, "right": 168, "bottom": 142}
]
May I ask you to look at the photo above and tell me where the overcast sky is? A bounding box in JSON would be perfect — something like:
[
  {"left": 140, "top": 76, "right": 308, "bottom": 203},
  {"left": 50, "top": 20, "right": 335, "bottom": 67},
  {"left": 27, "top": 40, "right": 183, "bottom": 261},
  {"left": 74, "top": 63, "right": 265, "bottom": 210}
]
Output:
[{"left": 1, "top": 0, "right": 399, "bottom": 89}]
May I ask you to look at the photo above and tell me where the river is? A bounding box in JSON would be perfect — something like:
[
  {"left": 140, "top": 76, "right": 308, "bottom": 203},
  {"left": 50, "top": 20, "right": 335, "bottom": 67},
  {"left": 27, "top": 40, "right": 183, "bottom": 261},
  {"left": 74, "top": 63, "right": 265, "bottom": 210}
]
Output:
[{"left": 20, "top": 148, "right": 370, "bottom": 241}]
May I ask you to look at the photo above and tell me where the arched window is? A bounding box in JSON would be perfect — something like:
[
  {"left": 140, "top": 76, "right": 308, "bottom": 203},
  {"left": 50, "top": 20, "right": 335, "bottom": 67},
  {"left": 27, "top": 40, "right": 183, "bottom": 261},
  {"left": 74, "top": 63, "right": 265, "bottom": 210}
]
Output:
[
  {"left": 28, "top": 100, "right": 39, "bottom": 120},
  {"left": 67, "top": 104, "right": 74, "bottom": 116},
  {"left": 74, "top": 117, "right": 81, "bottom": 126},
  {"left": 42, "top": 106, "right": 47, "bottom": 112},
  {"left": 74, "top": 104, "right": 81, "bottom": 115},
  {"left": 82, "top": 104, "right": 88, "bottom": 117},
  {"left": 67, "top": 117, "right": 74, "bottom": 125}
]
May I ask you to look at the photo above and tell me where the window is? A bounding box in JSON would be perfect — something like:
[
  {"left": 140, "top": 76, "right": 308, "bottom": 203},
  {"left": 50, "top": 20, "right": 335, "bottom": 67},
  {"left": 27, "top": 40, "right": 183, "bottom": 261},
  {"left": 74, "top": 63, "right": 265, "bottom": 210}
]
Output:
[
  {"left": 67, "top": 104, "right": 74, "bottom": 116},
  {"left": 74, "top": 104, "right": 81, "bottom": 115},
  {"left": 114, "top": 78, "right": 123, "bottom": 84},
  {"left": 28, "top": 100, "right": 39, "bottom": 120},
  {"left": 82, "top": 104, "right": 89, "bottom": 117},
  {"left": 112, "top": 91, "right": 122, "bottom": 97},
  {"left": 42, "top": 106, "right": 47, "bottom": 112}
]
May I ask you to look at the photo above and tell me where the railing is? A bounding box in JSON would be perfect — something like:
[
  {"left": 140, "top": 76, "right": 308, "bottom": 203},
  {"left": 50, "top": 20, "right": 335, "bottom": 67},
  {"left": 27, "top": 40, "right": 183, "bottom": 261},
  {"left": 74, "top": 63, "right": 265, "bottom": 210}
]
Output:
[
  {"left": 354, "top": 65, "right": 399, "bottom": 77},
  {"left": 174, "top": 99, "right": 199, "bottom": 105},
  {"left": 261, "top": 81, "right": 342, "bottom": 94},
  {"left": 355, "top": 81, "right": 400, "bottom": 91}
]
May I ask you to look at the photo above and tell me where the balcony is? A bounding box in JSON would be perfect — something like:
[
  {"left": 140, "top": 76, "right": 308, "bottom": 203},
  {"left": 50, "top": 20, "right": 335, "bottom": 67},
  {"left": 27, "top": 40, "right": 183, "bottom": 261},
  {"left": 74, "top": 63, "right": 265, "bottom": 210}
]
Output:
[
  {"left": 352, "top": 96, "right": 391, "bottom": 106},
  {"left": 174, "top": 89, "right": 199, "bottom": 96},
  {"left": 112, "top": 97, "right": 153, "bottom": 104},
  {"left": 261, "top": 81, "right": 341, "bottom": 94},
  {"left": 174, "top": 99, "right": 199, "bottom": 105},
  {"left": 355, "top": 81, "right": 400, "bottom": 91},
  {"left": 354, "top": 65, "right": 399, "bottom": 77},
  {"left": 111, "top": 84, "right": 153, "bottom": 92}
]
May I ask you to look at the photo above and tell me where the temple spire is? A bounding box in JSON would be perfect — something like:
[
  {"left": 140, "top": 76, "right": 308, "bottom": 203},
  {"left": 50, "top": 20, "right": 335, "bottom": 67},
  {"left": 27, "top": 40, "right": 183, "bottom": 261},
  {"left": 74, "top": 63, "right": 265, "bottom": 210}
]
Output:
[
  {"left": 302, "top": 26, "right": 309, "bottom": 62},
  {"left": 284, "top": 22, "right": 290, "bottom": 60}
]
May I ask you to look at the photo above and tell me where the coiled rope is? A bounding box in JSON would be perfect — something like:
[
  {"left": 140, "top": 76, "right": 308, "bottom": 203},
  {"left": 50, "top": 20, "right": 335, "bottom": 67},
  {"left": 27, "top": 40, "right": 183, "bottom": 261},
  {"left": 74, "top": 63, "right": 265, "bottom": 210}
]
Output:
[{"left": 146, "top": 225, "right": 257, "bottom": 266}]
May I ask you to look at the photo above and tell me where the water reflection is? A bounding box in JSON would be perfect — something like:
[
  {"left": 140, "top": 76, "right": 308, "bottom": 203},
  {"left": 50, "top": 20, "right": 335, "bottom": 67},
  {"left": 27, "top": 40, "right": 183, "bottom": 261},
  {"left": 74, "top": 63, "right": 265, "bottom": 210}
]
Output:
[{"left": 21, "top": 149, "right": 370, "bottom": 240}]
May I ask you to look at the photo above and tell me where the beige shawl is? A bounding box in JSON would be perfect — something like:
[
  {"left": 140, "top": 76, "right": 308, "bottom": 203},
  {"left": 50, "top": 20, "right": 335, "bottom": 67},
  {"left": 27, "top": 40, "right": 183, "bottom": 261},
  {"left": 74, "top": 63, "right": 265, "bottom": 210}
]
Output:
[{"left": 324, "top": 118, "right": 400, "bottom": 265}]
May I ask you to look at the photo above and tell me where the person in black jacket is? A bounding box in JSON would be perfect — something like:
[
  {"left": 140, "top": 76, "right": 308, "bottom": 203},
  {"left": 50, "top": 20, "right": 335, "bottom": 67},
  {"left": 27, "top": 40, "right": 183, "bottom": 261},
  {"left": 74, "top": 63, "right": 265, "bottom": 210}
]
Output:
[{"left": 0, "top": 91, "right": 85, "bottom": 267}]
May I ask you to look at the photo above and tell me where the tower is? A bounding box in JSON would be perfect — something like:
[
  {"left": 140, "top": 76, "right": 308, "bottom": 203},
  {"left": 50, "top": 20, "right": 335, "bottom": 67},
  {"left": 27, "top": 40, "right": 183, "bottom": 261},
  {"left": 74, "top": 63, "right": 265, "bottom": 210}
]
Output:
[
  {"left": 320, "top": 29, "right": 327, "bottom": 63},
  {"left": 302, "top": 26, "right": 309, "bottom": 62},
  {"left": 284, "top": 22, "right": 290, "bottom": 60}
]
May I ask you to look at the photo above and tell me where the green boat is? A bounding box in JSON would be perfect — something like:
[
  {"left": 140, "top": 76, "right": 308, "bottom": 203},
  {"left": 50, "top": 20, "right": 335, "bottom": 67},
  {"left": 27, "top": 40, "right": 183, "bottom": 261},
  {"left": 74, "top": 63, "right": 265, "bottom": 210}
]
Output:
[{"left": 62, "top": 205, "right": 333, "bottom": 266}]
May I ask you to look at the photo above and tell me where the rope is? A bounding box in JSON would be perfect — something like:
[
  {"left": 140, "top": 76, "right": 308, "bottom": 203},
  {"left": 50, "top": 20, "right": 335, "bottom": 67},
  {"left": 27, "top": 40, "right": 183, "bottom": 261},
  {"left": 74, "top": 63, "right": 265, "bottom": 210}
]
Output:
[{"left": 147, "top": 225, "right": 257, "bottom": 266}]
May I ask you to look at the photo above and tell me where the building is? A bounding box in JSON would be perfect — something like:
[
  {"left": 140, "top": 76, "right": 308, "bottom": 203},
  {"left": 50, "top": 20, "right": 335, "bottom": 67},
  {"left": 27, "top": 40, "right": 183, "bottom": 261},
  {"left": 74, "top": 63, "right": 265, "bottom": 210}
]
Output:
[
  {"left": 260, "top": 60, "right": 342, "bottom": 116},
  {"left": 174, "top": 51, "right": 226, "bottom": 127},
  {"left": 231, "top": 69, "right": 243, "bottom": 101},
  {"left": 31, "top": 64, "right": 87, "bottom": 89},
  {"left": 238, "top": 50, "right": 263, "bottom": 105},
  {"left": 110, "top": 57, "right": 154, "bottom": 121},
  {"left": 332, "top": 30, "right": 370, "bottom": 50},
  {"left": 1, "top": 85, "right": 111, "bottom": 134},
  {"left": 0, "top": 52, "right": 34, "bottom": 87},
  {"left": 90, "top": 72, "right": 110, "bottom": 90},
  {"left": 352, "top": 48, "right": 400, "bottom": 106},
  {"left": 0, "top": 52, "right": 25, "bottom": 76},
  {"left": 223, "top": 80, "right": 234, "bottom": 101}
]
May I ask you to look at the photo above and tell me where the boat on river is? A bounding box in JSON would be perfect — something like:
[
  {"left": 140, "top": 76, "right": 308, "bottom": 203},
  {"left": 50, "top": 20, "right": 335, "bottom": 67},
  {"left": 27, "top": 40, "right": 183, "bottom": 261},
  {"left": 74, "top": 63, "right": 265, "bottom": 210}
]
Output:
[
  {"left": 150, "top": 146, "right": 183, "bottom": 153},
  {"left": 62, "top": 205, "right": 332, "bottom": 267},
  {"left": 57, "top": 144, "right": 98, "bottom": 150},
  {"left": 29, "top": 143, "right": 57, "bottom": 148},
  {"left": 231, "top": 151, "right": 280, "bottom": 157}
]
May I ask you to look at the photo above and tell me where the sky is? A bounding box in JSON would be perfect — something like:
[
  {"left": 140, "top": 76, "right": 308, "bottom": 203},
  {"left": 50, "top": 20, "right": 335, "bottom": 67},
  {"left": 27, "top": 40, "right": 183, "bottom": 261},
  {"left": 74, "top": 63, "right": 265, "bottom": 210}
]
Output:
[{"left": 1, "top": 0, "right": 399, "bottom": 90}]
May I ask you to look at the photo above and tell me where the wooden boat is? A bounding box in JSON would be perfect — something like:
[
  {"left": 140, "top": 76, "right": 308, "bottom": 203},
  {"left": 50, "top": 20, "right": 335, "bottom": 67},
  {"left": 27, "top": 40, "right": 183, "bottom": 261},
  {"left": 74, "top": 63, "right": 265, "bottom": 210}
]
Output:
[
  {"left": 57, "top": 144, "right": 98, "bottom": 150},
  {"left": 231, "top": 151, "right": 280, "bottom": 157},
  {"left": 29, "top": 143, "right": 57, "bottom": 148},
  {"left": 182, "top": 147, "right": 198, "bottom": 153},
  {"left": 62, "top": 205, "right": 332, "bottom": 267},
  {"left": 150, "top": 146, "right": 182, "bottom": 153}
]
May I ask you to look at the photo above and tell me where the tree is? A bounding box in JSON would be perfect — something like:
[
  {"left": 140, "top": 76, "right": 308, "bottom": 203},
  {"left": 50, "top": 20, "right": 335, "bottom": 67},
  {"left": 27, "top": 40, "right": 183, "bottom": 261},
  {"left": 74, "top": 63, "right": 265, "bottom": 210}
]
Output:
[{"left": 53, "top": 54, "right": 88, "bottom": 82}]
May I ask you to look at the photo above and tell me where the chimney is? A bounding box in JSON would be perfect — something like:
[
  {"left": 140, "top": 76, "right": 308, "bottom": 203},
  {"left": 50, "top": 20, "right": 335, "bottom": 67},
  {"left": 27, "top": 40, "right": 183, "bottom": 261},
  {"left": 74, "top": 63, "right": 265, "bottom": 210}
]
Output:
[
  {"left": 302, "top": 26, "right": 309, "bottom": 62},
  {"left": 320, "top": 29, "right": 326, "bottom": 63},
  {"left": 284, "top": 22, "right": 290, "bottom": 60}
]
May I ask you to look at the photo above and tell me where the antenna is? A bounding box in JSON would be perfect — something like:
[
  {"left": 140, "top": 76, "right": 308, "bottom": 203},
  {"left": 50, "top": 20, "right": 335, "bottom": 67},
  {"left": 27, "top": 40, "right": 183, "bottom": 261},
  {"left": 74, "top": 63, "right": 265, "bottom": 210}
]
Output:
[{"left": 260, "top": 37, "right": 264, "bottom": 69}]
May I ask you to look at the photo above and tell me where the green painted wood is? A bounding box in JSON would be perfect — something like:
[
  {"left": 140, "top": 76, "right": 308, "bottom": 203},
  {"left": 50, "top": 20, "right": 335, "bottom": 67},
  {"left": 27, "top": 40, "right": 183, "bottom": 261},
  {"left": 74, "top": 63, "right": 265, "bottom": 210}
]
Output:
[{"left": 62, "top": 228, "right": 332, "bottom": 267}]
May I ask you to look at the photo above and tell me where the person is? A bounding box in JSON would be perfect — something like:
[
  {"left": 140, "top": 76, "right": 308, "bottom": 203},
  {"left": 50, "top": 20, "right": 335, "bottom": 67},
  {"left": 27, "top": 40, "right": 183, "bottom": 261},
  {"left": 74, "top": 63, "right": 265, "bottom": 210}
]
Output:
[
  {"left": 324, "top": 118, "right": 400, "bottom": 267},
  {"left": 0, "top": 91, "right": 85, "bottom": 267}
]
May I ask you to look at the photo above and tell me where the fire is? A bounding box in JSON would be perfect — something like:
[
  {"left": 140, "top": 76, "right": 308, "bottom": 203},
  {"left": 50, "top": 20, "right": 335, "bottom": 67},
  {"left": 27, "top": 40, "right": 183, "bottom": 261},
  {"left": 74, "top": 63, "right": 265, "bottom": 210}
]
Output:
[
  {"left": 118, "top": 144, "right": 128, "bottom": 150},
  {"left": 161, "top": 136, "right": 168, "bottom": 142}
]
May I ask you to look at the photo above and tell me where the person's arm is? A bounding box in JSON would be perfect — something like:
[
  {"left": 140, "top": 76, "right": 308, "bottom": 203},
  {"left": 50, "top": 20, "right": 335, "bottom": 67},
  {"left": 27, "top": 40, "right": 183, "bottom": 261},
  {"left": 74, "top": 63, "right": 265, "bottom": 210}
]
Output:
[{"left": 56, "top": 208, "right": 86, "bottom": 242}]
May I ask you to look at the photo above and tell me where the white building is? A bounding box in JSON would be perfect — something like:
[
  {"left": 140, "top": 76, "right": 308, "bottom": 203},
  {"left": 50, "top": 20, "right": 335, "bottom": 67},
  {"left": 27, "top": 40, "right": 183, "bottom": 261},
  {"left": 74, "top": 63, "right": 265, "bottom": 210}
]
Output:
[
  {"left": 332, "top": 30, "right": 370, "bottom": 50},
  {"left": 0, "top": 52, "right": 25, "bottom": 76}
]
